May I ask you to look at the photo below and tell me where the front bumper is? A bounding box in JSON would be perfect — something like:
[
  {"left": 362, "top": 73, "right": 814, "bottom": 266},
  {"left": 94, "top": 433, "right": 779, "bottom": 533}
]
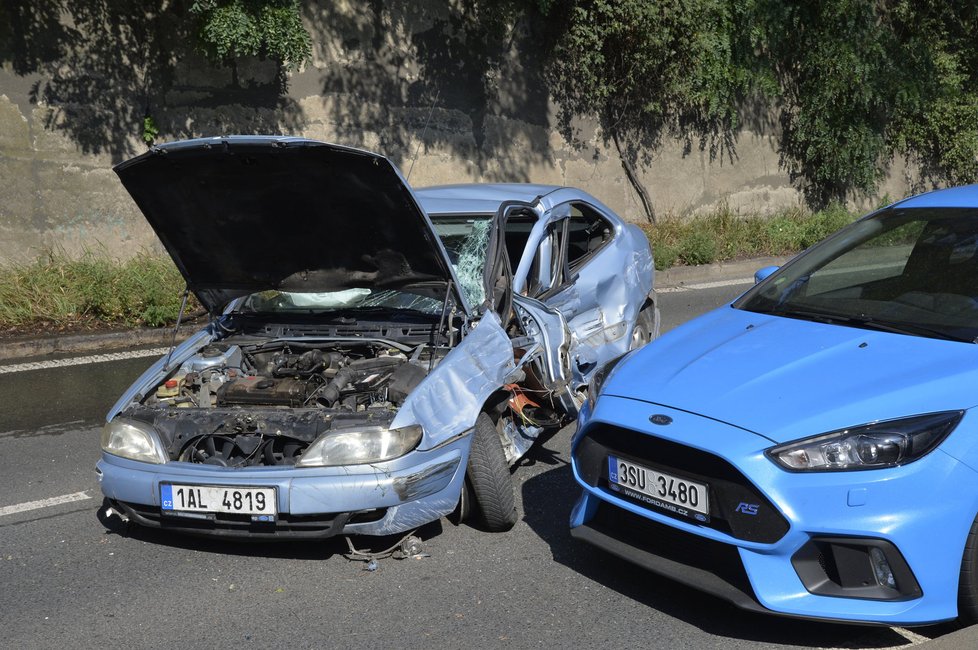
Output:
[
  {"left": 97, "top": 434, "right": 468, "bottom": 539},
  {"left": 570, "top": 396, "right": 978, "bottom": 625}
]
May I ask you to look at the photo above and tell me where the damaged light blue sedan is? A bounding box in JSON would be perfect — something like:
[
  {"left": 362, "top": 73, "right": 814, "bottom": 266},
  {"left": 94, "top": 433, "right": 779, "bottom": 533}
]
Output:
[{"left": 97, "top": 136, "right": 656, "bottom": 539}]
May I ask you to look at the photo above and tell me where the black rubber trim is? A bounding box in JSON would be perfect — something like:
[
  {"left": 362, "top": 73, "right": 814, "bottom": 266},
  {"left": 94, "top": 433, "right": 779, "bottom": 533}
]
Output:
[
  {"left": 572, "top": 502, "right": 763, "bottom": 612},
  {"left": 791, "top": 536, "right": 923, "bottom": 601},
  {"left": 112, "top": 500, "right": 384, "bottom": 540},
  {"left": 575, "top": 425, "right": 790, "bottom": 543},
  {"left": 572, "top": 501, "right": 946, "bottom": 626}
]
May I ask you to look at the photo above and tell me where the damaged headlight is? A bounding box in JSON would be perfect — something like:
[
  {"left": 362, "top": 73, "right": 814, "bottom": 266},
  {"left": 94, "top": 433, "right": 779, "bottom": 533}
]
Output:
[
  {"left": 295, "top": 425, "right": 423, "bottom": 468},
  {"left": 101, "top": 418, "right": 169, "bottom": 464},
  {"left": 767, "top": 411, "right": 963, "bottom": 472}
]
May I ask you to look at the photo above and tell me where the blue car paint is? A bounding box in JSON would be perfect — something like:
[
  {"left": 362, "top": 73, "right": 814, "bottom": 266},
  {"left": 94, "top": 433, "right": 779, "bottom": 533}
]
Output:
[
  {"left": 571, "top": 395, "right": 978, "bottom": 624},
  {"left": 570, "top": 185, "right": 978, "bottom": 624},
  {"left": 100, "top": 137, "right": 657, "bottom": 540},
  {"left": 99, "top": 437, "right": 467, "bottom": 536},
  {"left": 602, "top": 306, "right": 978, "bottom": 444}
]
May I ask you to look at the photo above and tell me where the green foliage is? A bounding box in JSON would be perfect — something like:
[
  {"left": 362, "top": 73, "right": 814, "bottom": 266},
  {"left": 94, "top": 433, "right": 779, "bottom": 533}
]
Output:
[
  {"left": 190, "top": 0, "right": 311, "bottom": 70},
  {"left": 643, "top": 205, "right": 860, "bottom": 270},
  {"left": 0, "top": 250, "right": 194, "bottom": 330},
  {"left": 532, "top": 1, "right": 978, "bottom": 207},
  {"left": 546, "top": 0, "right": 758, "bottom": 158},
  {"left": 142, "top": 115, "right": 159, "bottom": 146}
]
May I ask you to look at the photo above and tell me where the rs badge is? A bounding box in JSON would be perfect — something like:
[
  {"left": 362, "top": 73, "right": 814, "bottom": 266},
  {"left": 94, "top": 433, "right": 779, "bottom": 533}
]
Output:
[{"left": 735, "top": 502, "right": 760, "bottom": 515}]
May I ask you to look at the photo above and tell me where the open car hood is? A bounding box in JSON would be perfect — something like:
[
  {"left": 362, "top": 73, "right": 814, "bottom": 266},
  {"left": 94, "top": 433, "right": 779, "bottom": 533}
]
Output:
[{"left": 114, "top": 137, "right": 466, "bottom": 314}]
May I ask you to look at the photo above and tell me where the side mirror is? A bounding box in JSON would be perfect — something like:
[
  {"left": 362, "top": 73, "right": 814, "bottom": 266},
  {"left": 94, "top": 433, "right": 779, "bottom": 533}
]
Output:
[{"left": 754, "top": 266, "right": 779, "bottom": 284}]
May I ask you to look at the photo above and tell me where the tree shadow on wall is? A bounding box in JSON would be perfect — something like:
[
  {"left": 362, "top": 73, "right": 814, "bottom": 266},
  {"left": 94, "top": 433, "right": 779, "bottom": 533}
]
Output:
[
  {"left": 304, "top": 1, "right": 554, "bottom": 182},
  {"left": 0, "top": 0, "right": 305, "bottom": 163}
]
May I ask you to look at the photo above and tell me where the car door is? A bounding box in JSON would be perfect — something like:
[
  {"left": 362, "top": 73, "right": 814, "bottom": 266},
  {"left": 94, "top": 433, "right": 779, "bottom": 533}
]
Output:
[{"left": 518, "top": 201, "right": 627, "bottom": 388}]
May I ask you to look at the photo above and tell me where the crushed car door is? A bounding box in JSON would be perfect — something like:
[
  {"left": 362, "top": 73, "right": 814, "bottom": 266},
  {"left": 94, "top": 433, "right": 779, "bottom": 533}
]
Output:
[
  {"left": 523, "top": 202, "right": 630, "bottom": 388},
  {"left": 484, "top": 203, "right": 581, "bottom": 459}
]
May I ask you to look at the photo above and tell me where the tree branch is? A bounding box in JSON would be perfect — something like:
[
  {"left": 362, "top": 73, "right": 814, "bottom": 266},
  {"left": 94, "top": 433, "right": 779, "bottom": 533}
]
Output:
[{"left": 611, "top": 130, "right": 656, "bottom": 224}]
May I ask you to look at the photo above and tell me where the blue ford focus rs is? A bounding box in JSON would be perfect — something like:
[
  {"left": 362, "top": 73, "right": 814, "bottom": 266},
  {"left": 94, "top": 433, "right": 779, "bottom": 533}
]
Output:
[{"left": 571, "top": 185, "right": 978, "bottom": 625}]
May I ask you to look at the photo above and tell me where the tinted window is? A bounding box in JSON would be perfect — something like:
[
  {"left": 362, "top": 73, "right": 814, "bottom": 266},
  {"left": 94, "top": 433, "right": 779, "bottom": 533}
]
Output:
[{"left": 736, "top": 208, "right": 978, "bottom": 342}]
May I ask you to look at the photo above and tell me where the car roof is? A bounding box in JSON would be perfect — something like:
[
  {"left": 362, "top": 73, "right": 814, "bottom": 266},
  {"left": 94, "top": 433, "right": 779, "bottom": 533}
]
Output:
[
  {"left": 414, "top": 183, "right": 564, "bottom": 216},
  {"left": 895, "top": 184, "right": 978, "bottom": 209}
]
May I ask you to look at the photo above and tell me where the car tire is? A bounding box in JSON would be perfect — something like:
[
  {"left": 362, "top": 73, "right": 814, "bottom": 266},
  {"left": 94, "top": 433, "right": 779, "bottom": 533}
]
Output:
[
  {"left": 466, "top": 413, "right": 518, "bottom": 531},
  {"left": 959, "top": 515, "right": 978, "bottom": 623},
  {"left": 630, "top": 303, "right": 660, "bottom": 350}
]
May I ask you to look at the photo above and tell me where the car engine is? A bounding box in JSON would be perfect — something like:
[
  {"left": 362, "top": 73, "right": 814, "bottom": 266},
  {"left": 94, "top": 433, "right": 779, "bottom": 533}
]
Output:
[{"left": 125, "top": 340, "right": 439, "bottom": 467}]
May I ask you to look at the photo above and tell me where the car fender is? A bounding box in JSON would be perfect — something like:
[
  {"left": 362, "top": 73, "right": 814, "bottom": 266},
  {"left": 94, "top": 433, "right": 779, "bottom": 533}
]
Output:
[{"left": 391, "top": 310, "right": 517, "bottom": 450}]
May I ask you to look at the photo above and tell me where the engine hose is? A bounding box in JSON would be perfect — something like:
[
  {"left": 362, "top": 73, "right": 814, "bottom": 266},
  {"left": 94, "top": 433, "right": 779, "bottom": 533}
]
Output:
[{"left": 320, "top": 367, "right": 356, "bottom": 405}]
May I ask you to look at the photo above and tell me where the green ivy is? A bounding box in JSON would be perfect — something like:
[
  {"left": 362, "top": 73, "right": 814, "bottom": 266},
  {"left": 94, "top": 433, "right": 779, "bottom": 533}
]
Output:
[
  {"left": 142, "top": 115, "right": 159, "bottom": 146},
  {"left": 189, "top": 0, "right": 311, "bottom": 70}
]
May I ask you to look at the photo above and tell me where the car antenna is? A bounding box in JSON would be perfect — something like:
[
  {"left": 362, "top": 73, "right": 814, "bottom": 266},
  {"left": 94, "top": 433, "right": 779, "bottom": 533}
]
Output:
[
  {"left": 164, "top": 286, "right": 190, "bottom": 370},
  {"left": 406, "top": 89, "right": 440, "bottom": 182}
]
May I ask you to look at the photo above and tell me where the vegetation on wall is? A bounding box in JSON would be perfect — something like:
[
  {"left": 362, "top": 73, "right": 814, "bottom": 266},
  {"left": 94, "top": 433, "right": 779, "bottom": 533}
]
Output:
[
  {"left": 542, "top": 0, "right": 761, "bottom": 222},
  {"left": 189, "top": 0, "right": 311, "bottom": 70},
  {"left": 1, "top": 1, "right": 977, "bottom": 208},
  {"left": 529, "top": 0, "right": 978, "bottom": 209}
]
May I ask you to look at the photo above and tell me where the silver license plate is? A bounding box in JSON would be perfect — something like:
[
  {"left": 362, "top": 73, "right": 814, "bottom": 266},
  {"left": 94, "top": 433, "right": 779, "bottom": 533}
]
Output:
[
  {"left": 160, "top": 484, "right": 277, "bottom": 517},
  {"left": 608, "top": 456, "right": 709, "bottom": 519}
]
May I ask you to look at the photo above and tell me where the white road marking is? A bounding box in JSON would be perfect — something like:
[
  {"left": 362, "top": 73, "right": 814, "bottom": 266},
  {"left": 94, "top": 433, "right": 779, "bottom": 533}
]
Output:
[
  {"left": 0, "top": 347, "right": 168, "bottom": 375},
  {"left": 891, "top": 627, "right": 931, "bottom": 645},
  {"left": 658, "top": 277, "right": 754, "bottom": 293},
  {"left": 0, "top": 491, "right": 93, "bottom": 518}
]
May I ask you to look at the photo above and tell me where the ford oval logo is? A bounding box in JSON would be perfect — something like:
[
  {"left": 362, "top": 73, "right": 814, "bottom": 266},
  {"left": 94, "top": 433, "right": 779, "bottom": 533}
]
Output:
[{"left": 649, "top": 414, "right": 672, "bottom": 426}]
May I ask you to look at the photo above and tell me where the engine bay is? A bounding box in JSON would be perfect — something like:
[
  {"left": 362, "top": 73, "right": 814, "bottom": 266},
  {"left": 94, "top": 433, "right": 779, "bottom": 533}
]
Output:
[{"left": 124, "top": 339, "right": 444, "bottom": 467}]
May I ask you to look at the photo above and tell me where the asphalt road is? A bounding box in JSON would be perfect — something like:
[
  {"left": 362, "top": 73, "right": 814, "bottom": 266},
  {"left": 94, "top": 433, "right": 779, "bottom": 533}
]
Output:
[{"left": 0, "top": 281, "right": 954, "bottom": 649}]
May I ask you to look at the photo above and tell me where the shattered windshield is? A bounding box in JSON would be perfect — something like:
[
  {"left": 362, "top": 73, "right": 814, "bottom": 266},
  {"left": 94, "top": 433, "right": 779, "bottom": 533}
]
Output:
[
  {"left": 237, "top": 288, "right": 443, "bottom": 316},
  {"left": 431, "top": 216, "right": 493, "bottom": 307},
  {"left": 735, "top": 207, "right": 978, "bottom": 342}
]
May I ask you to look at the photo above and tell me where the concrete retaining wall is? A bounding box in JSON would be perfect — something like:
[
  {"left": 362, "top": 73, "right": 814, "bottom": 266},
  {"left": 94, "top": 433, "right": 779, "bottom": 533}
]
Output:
[{"left": 0, "top": 1, "right": 916, "bottom": 264}]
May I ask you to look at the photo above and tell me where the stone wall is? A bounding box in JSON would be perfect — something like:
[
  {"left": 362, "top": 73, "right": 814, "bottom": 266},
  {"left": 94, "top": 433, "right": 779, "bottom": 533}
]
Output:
[{"left": 0, "top": 1, "right": 915, "bottom": 264}]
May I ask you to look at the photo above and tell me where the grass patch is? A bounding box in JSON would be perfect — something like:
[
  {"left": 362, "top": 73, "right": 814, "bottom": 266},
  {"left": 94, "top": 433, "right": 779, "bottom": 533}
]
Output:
[
  {"left": 0, "top": 205, "right": 863, "bottom": 332},
  {"left": 0, "top": 249, "right": 195, "bottom": 331},
  {"left": 643, "top": 203, "right": 858, "bottom": 270}
]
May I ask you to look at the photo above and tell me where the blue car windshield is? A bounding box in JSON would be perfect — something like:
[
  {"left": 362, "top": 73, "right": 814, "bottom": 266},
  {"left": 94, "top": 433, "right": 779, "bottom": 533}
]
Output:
[{"left": 735, "top": 207, "right": 978, "bottom": 342}]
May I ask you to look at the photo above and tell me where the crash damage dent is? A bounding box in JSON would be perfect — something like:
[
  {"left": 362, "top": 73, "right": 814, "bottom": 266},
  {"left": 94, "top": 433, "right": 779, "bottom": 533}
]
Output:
[
  {"left": 390, "top": 310, "right": 515, "bottom": 445},
  {"left": 568, "top": 226, "right": 655, "bottom": 385}
]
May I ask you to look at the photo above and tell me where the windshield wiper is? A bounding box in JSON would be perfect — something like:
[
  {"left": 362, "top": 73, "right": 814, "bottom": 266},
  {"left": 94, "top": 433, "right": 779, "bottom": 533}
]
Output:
[
  {"left": 771, "top": 307, "right": 972, "bottom": 343},
  {"left": 850, "top": 318, "right": 973, "bottom": 342}
]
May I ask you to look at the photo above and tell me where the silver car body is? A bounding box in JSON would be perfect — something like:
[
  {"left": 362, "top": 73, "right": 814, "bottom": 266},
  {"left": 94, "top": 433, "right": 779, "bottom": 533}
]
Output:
[{"left": 97, "top": 137, "right": 654, "bottom": 538}]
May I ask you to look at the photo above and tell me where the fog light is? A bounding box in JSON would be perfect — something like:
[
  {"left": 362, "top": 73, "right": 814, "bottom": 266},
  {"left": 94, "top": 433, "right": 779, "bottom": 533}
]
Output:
[{"left": 869, "top": 547, "right": 896, "bottom": 589}]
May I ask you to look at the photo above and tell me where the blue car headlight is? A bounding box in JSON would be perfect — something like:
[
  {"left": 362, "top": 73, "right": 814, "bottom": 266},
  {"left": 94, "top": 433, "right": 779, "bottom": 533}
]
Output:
[{"left": 767, "top": 411, "right": 964, "bottom": 471}]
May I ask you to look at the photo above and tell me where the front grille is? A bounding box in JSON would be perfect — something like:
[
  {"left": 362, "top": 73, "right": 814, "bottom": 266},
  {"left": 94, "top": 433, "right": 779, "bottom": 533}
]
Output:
[
  {"left": 114, "top": 500, "right": 386, "bottom": 540},
  {"left": 574, "top": 424, "right": 789, "bottom": 544}
]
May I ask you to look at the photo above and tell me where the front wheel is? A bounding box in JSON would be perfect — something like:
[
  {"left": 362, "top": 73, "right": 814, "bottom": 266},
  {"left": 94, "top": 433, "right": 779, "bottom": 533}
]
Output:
[{"left": 465, "top": 413, "right": 518, "bottom": 531}]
